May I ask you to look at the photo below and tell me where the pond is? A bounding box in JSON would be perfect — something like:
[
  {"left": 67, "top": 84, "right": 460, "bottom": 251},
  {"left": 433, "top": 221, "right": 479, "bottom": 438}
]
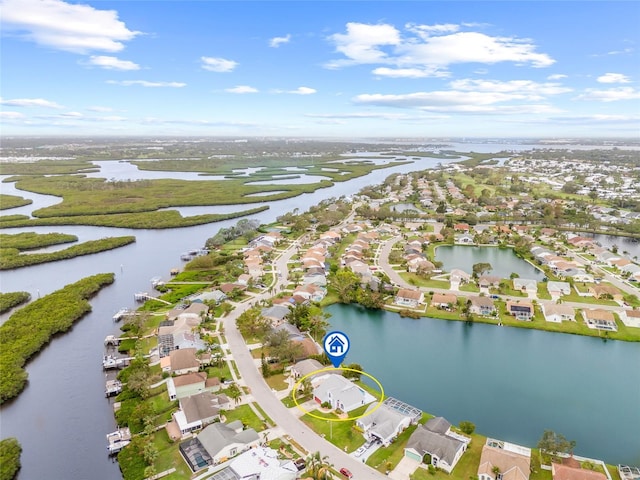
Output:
[
  {"left": 436, "top": 245, "right": 545, "bottom": 280},
  {"left": 326, "top": 303, "right": 640, "bottom": 466}
]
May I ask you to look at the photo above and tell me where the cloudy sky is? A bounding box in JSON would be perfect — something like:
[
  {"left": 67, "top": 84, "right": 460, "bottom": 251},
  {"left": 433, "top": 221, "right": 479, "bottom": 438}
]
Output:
[{"left": 1, "top": 0, "right": 639, "bottom": 137}]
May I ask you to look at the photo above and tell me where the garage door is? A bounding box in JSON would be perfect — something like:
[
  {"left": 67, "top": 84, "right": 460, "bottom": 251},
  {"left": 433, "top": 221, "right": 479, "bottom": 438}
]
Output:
[{"left": 404, "top": 449, "right": 421, "bottom": 462}]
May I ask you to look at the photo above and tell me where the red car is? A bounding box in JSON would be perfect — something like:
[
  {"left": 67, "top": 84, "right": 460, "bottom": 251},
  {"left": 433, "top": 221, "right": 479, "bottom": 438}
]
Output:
[{"left": 340, "top": 468, "right": 353, "bottom": 478}]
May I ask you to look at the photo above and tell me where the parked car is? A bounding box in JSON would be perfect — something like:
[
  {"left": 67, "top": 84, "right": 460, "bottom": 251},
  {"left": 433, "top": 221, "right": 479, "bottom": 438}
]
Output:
[
  {"left": 354, "top": 446, "right": 367, "bottom": 457},
  {"left": 340, "top": 468, "right": 353, "bottom": 478},
  {"left": 294, "top": 458, "right": 306, "bottom": 471},
  {"left": 490, "top": 294, "right": 500, "bottom": 299}
]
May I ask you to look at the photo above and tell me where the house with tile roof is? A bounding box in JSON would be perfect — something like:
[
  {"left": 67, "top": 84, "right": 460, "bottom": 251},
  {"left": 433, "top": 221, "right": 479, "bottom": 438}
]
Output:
[
  {"left": 552, "top": 463, "right": 607, "bottom": 480},
  {"left": 477, "top": 439, "right": 531, "bottom": 480},
  {"left": 541, "top": 303, "right": 575, "bottom": 323},
  {"left": 582, "top": 309, "right": 617, "bottom": 331}
]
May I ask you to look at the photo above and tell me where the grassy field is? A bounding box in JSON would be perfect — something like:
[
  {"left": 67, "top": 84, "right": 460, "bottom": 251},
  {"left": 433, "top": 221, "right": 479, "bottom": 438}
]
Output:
[
  {"left": 0, "top": 193, "right": 32, "bottom": 210},
  {"left": 222, "top": 404, "right": 266, "bottom": 432},
  {"left": 401, "top": 273, "right": 450, "bottom": 289},
  {"left": 301, "top": 406, "right": 369, "bottom": 453}
]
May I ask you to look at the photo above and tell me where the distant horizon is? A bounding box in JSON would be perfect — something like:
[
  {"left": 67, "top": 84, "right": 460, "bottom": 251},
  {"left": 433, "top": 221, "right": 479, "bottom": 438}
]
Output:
[{"left": 2, "top": 1, "right": 639, "bottom": 136}]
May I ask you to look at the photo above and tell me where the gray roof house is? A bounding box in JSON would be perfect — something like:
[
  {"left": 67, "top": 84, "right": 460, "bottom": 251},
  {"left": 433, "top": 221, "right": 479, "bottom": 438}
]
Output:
[
  {"left": 172, "top": 392, "right": 230, "bottom": 436},
  {"left": 313, "top": 374, "right": 376, "bottom": 412},
  {"left": 291, "top": 359, "right": 327, "bottom": 380},
  {"left": 404, "top": 417, "right": 469, "bottom": 474},
  {"left": 356, "top": 398, "right": 421, "bottom": 446},
  {"left": 195, "top": 421, "right": 259, "bottom": 464},
  {"left": 261, "top": 305, "right": 290, "bottom": 325},
  {"left": 513, "top": 278, "right": 538, "bottom": 295}
]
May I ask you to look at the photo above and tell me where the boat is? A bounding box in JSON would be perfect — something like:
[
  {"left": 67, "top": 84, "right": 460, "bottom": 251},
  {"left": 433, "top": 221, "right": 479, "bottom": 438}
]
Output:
[
  {"left": 106, "top": 427, "right": 131, "bottom": 454},
  {"left": 105, "top": 379, "right": 123, "bottom": 397},
  {"left": 112, "top": 308, "right": 130, "bottom": 322}
]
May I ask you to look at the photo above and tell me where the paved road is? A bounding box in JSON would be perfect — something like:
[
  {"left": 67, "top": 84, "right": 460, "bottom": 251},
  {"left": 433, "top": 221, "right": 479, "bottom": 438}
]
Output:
[{"left": 223, "top": 238, "right": 388, "bottom": 480}]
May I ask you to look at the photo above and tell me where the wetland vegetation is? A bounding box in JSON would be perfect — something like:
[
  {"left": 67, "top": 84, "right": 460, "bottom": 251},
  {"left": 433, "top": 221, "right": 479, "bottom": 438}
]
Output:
[{"left": 0, "top": 273, "right": 115, "bottom": 403}]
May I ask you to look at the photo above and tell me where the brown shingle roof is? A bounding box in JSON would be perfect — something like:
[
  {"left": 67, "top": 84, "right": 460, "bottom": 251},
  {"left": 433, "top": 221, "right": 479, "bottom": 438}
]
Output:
[
  {"left": 552, "top": 463, "right": 607, "bottom": 480},
  {"left": 478, "top": 445, "right": 530, "bottom": 480}
]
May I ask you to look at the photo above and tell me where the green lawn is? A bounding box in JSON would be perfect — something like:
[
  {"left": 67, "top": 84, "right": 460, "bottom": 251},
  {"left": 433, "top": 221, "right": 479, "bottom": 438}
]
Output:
[
  {"left": 206, "top": 363, "right": 232, "bottom": 383},
  {"left": 251, "top": 402, "right": 275, "bottom": 427},
  {"left": 459, "top": 283, "right": 480, "bottom": 293},
  {"left": 422, "top": 432, "right": 485, "bottom": 480},
  {"left": 537, "top": 283, "right": 552, "bottom": 300},
  {"left": 152, "top": 429, "right": 192, "bottom": 480},
  {"left": 300, "top": 406, "right": 369, "bottom": 452},
  {"left": 561, "top": 291, "right": 618, "bottom": 306},
  {"left": 266, "top": 373, "right": 289, "bottom": 391},
  {"left": 222, "top": 404, "right": 266, "bottom": 432},
  {"left": 367, "top": 422, "right": 422, "bottom": 473},
  {"left": 401, "top": 273, "right": 450, "bottom": 289}
]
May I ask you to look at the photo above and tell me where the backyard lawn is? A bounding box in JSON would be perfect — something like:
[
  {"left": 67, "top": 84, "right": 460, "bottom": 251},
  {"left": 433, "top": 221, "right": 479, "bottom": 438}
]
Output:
[
  {"left": 300, "top": 406, "right": 369, "bottom": 453},
  {"left": 222, "top": 404, "right": 266, "bottom": 432}
]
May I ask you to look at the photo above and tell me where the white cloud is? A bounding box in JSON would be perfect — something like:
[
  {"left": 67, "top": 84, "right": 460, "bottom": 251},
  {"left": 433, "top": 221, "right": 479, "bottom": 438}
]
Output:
[
  {"left": 548, "top": 114, "right": 640, "bottom": 125},
  {"left": 201, "top": 56, "right": 237, "bottom": 72},
  {"left": 86, "top": 55, "right": 140, "bottom": 70},
  {"left": 547, "top": 74, "right": 568, "bottom": 80},
  {"left": 269, "top": 34, "right": 291, "bottom": 48},
  {"left": 107, "top": 80, "right": 186, "bottom": 87},
  {"left": 577, "top": 87, "right": 640, "bottom": 102},
  {"left": 0, "top": 0, "right": 140, "bottom": 53},
  {"left": 287, "top": 87, "right": 316, "bottom": 95},
  {"left": 327, "top": 22, "right": 401, "bottom": 68},
  {"left": 327, "top": 22, "right": 555, "bottom": 74},
  {"left": 225, "top": 85, "right": 259, "bottom": 94},
  {"left": 0, "top": 97, "right": 63, "bottom": 108},
  {"left": 449, "top": 79, "right": 572, "bottom": 96},
  {"left": 352, "top": 90, "right": 562, "bottom": 115},
  {"left": 372, "top": 67, "right": 448, "bottom": 78},
  {"left": 0, "top": 111, "right": 25, "bottom": 119},
  {"left": 59, "top": 111, "right": 83, "bottom": 117},
  {"left": 305, "top": 112, "right": 447, "bottom": 121},
  {"left": 405, "top": 23, "right": 460, "bottom": 39},
  {"left": 597, "top": 73, "right": 631, "bottom": 84}
]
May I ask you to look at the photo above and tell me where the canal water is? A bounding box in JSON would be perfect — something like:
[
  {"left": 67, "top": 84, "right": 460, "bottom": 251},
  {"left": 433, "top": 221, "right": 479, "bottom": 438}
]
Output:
[
  {"left": 0, "top": 154, "right": 453, "bottom": 480},
  {"left": 435, "top": 245, "right": 546, "bottom": 280},
  {"left": 326, "top": 304, "right": 640, "bottom": 466}
]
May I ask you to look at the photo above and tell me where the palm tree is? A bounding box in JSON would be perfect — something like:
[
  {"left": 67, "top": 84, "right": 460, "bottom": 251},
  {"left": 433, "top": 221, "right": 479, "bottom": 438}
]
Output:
[
  {"left": 492, "top": 466, "right": 502, "bottom": 480},
  {"left": 306, "top": 452, "right": 333, "bottom": 480}
]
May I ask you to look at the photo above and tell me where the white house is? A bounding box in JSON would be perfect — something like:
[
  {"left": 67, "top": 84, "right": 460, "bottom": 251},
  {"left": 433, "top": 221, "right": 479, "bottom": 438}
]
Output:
[
  {"left": 513, "top": 278, "right": 538, "bottom": 296},
  {"left": 546, "top": 281, "right": 571, "bottom": 299},
  {"left": 541, "top": 303, "right": 575, "bottom": 323},
  {"left": 356, "top": 398, "right": 421, "bottom": 446},
  {"left": 313, "top": 374, "right": 375, "bottom": 412},
  {"left": 395, "top": 289, "right": 424, "bottom": 308}
]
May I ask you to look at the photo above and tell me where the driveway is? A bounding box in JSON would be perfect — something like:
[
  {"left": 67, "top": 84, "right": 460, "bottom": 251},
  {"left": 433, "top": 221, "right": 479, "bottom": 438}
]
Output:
[{"left": 389, "top": 456, "right": 420, "bottom": 480}]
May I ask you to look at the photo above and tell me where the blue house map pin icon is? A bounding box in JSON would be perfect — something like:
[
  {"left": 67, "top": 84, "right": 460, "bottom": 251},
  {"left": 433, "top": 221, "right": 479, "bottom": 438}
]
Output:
[{"left": 323, "top": 331, "right": 350, "bottom": 368}]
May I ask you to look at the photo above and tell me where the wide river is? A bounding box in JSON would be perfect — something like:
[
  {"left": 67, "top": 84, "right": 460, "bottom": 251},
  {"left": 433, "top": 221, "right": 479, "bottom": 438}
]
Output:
[
  {"left": 326, "top": 304, "right": 640, "bottom": 466},
  {"left": 1, "top": 147, "right": 638, "bottom": 479}
]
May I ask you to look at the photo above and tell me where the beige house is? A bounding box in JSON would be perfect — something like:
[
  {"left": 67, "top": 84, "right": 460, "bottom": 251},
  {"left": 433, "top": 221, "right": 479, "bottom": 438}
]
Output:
[
  {"left": 582, "top": 309, "right": 617, "bottom": 331},
  {"left": 431, "top": 293, "right": 457, "bottom": 309},
  {"left": 541, "top": 304, "right": 575, "bottom": 323},
  {"left": 169, "top": 348, "right": 200, "bottom": 375},
  {"left": 478, "top": 439, "right": 531, "bottom": 480},
  {"left": 395, "top": 289, "right": 424, "bottom": 308}
]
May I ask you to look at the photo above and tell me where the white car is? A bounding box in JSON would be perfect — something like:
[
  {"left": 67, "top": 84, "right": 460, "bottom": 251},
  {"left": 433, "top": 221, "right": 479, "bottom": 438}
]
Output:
[{"left": 354, "top": 446, "right": 367, "bottom": 457}]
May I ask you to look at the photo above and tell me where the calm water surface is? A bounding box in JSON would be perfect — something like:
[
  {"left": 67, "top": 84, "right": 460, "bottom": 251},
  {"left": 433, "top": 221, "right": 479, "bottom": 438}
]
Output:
[
  {"left": 436, "top": 245, "right": 546, "bottom": 280},
  {"left": 327, "top": 304, "right": 640, "bottom": 465}
]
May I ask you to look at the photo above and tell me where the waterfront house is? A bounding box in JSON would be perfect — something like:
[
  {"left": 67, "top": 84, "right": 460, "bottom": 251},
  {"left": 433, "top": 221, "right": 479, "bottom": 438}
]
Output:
[
  {"left": 191, "top": 290, "right": 227, "bottom": 304},
  {"left": 479, "top": 275, "right": 501, "bottom": 290},
  {"left": 179, "top": 420, "right": 260, "bottom": 471},
  {"left": 450, "top": 269, "right": 471, "bottom": 284},
  {"left": 564, "top": 269, "right": 594, "bottom": 283},
  {"left": 404, "top": 417, "right": 469, "bottom": 473},
  {"left": 168, "top": 372, "right": 221, "bottom": 401},
  {"left": 541, "top": 303, "right": 575, "bottom": 323},
  {"left": 513, "top": 278, "right": 538, "bottom": 296},
  {"left": 454, "top": 223, "right": 470, "bottom": 232},
  {"left": 313, "top": 374, "right": 375, "bottom": 412},
  {"left": 431, "top": 293, "right": 458, "bottom": 310},
  {"left": 546, "top": 281, "right": 571, "bottom": 299},
  {"left": 292, "top": 284, "right": 326, "bottom": 302},
  {"left": 582, "top": 309, "right": 617, "bottom": 331},
  {"left": 356, "top": 398, "right": 421, "bottom": 446},
  {"left": 506, "top": 301, "right": 534, "bottom": 320},
  {"left": 468, "top": 296, "right": 496, "bottom": 316},
  {"left": 395, "top": 289, "right": 424, "bottom": 308},
  {"left": 477, "top": 439, "right": 531, "bottom": 480},
  {"left": 455, "top": 233, "right": 475, "bottom": 245},
  {"left": 620, "top": 309, "right": 640, "bottom": 328},
  {"left": 172, "top": 392, "right": 230, "bottom": 437},
  {"left": 552, "top": 463, "right": 607, "bottom": 480},
  {"left": 169, "top": 348, "right": 200, "bottom": 375}
]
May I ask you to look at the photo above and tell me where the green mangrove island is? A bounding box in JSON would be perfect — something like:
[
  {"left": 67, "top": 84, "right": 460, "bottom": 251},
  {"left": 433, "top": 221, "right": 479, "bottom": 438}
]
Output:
[{"left": 0, "top": 273, "right": 115, "bottom": 403}]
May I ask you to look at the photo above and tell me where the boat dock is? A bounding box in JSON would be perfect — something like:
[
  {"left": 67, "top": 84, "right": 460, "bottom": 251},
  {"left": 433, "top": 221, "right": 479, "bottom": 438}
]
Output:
[
  {"left": 112, "top": 308, "right": 132, "bottom": 322},
  {"left": 134, "top": 292, "right": 172, "bottom": 305},
  {"left": 107, "top": 427, "right": 131, "bottom": 455},
  {"left": 102, "top": 354, "right": 131, "bottom": 370},
  {"left": 105, "top": 379, "right": 123, "bottom": 397}
]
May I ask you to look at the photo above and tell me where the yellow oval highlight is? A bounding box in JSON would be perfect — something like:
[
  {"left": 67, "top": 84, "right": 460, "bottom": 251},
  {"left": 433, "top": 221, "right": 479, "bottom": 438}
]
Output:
[{"left": 292, "top": 367, "right": 385, "bottom": 422}]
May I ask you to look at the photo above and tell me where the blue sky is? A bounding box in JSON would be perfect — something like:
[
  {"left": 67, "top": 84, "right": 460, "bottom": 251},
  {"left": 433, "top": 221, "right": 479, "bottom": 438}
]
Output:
[{"left": 1, "top": 1, "right": 639, "bottom": 137}]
